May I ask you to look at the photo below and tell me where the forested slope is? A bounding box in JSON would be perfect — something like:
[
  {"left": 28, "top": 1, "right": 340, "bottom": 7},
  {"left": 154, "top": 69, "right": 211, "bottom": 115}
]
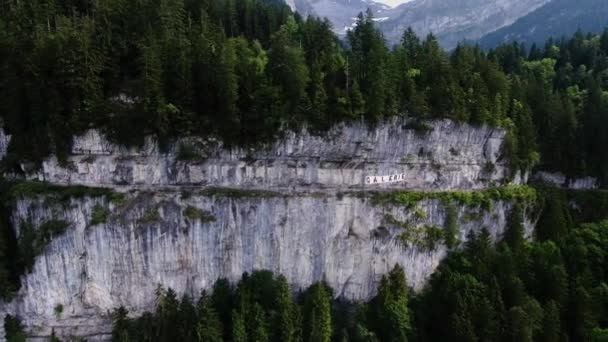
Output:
[
  {"left": 1, "top": 0, "right": 608, "bottom": 184},
  {"left": 2, "top": 0, "right": 608, "bottom": 341}
]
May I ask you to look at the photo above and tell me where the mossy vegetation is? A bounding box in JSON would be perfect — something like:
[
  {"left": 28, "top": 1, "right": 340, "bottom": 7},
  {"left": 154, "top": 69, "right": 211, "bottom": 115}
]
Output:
[
  {"left": 8, "top": 181, "right": 116, "bottom": 201},
  {"left": 18, "top": 219, "right": 69, "bottom": 272},
  {"left": 54, "top": 304, "right": 64, "bottom": 318},
  {"left": 183, "top": 206, "right": 216, "bottom": 223},
  {"left": 6, "top": 181, "right": 126, "bottom": 207},
  {"left": 384, "top": 214, "right": 450, "bottom": 250},
  {"left": 398, "top": 225, "right": 444, "bottom": 251},
  {"left": 373, "top": 185, "right": 537, "bottom": 210},
  {"left": 413, "top": 207, "right": 428, "bottom": 220},
  {"left": 138, "top": 209, "right": 161, "bottom": 225},
  {"left": 176, "top": 143, "right": 206, "bottom": 162},
  {"left": 107, "top": 192, "right": 127, "bottom": 205},
  {"left": 383, "top": 214, "right": 413, "bottom": 230},
  {"left": 90, "top": 205, "right": 109, "bottom": 226},
  {"left": 199, "top": 187, "right": 283, "bottom": 199},
  {"left": 462, "top": 209, "right": 483, "bottom": 223}
]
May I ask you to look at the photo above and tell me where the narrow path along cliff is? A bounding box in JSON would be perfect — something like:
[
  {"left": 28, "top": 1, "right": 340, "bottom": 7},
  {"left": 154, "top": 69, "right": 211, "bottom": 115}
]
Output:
[{"left": 0, "top": 119, "right": 583, "bottom": 341}]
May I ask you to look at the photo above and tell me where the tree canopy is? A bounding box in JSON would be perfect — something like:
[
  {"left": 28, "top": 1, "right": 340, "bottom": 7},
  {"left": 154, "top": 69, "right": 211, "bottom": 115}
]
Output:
[{"left": 2, "top": 1, "right": 608, "bottom": 184}]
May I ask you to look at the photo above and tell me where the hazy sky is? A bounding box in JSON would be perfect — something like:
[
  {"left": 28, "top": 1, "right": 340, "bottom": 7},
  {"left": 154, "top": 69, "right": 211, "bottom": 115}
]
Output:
[{"left": 372, "top": 0, "right": 413, "bottom": 8}]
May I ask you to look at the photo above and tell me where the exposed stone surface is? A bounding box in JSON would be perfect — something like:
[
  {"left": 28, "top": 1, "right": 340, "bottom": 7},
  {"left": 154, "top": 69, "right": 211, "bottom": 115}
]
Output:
[
  {"left": 534, "top": 171, "right": 599, "bottom": 190},
  {"left": 23, "top": 119, "right": 514, "bottom": 190},
  {"left": 379, "top": 0, "right": 551, "bottom": 47},
  {"left": 0, "top": 119, "right": 527, "bottom": 341},
  {"left": 0, "top": 127, "right": 10, "bottom": 161},
  {"left": 1, "top": 190, "right": 531, "bottom": 340},
  {"left": 289, "top": 0, "right": 550, "bottom": 48}
]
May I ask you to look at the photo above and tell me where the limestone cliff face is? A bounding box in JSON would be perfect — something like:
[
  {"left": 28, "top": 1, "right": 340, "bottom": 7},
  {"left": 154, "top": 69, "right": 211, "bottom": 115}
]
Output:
[
  {"left": 0, "top": 127, "right": 9, "bottom": 161},
  {"left": 2, "top": 190, "right": 529, "bottom": 340},
  {"left": 534, "top": 171, "right": 599, "bottom": 190},
  {"left": 24, "top": 119, "right": 512, "bottom": 190},
  {"left": 0, "top": 119, "right": 526, "bottom": 341}
]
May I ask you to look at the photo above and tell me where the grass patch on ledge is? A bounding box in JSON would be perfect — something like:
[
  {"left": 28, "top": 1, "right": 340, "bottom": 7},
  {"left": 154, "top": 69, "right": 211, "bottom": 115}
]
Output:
[
  {"left": 7, "top": 181, "right": 121, "bottom": 203},
  {"left": 183, "top": 206, "right": 216, "bottom": 222},
  {"left": 198, "top": 187, "right": 283, "bottom": 199},
  {"left": 138, "top": 208, "right": 161, "bottom": 224},
  {"left": 398, "top": 224, "right": 444, "bottom": 251},
  {"left": 371, "top": 185, "right": 538, "bottom": 209}
]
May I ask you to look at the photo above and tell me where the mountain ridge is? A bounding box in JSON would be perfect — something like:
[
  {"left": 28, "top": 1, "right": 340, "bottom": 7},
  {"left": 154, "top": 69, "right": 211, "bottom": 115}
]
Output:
[
  {"left": 290, "top": 0, "right": 551, "bottom": 48},
  {"left": 479, "top": 0, "right": 608, "bottom": 48}
]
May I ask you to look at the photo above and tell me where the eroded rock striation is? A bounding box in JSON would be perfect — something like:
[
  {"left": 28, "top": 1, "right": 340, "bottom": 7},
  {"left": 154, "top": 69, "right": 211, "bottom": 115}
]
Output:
[
  {"left": 0, "top": 119, "right": 530, "bottom": 341},
  {"left": 24, "top": 119, "right": 511, "bottom": 190},
  {"left": 534, "top": 171, "right": 599, "bottom": 190},
  {"left": 2, "top": 190, "right": 532, "bottom": 340}
]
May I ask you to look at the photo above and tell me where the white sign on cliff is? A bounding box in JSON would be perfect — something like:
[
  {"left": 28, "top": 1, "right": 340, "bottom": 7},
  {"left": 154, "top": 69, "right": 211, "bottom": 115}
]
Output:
[{"left": 365, "top": 173, "right": 407, "bottom": 185}]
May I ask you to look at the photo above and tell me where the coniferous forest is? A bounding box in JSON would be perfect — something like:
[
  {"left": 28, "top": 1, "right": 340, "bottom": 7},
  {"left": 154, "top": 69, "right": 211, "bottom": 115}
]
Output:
[
  {"left": 1, "top": 0, "right": 608, "bottom": 183},
  {"left": 2, "top": 0, "right": 608, "bottom": 341}
]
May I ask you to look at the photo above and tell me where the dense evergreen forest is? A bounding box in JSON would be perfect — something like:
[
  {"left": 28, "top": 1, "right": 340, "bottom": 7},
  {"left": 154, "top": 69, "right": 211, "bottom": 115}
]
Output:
[
  {"left": 3, "top": 0, "right": 608, "bottom": 341},
  {"left": 1, "top": 0, "right": 608, "bottom": 183}
]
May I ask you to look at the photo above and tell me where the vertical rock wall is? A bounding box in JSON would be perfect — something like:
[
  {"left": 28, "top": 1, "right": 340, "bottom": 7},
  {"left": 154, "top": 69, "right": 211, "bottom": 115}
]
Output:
[
  {"left": 0, "top": 119, "right": 534, "bottom": 341},
  {"left": 2, "top": 190, "right": 531, "bottom": 340}
]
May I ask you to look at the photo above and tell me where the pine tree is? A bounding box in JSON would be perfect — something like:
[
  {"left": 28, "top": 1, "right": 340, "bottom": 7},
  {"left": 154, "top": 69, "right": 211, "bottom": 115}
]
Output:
[
  {"left": 306, "top": 283, "right": 332, "bottom": 342},
  {"left": 154, "top": 287, "right": 180, "bottom": 342},
  {"left": 541, "top": 300, "right": 561, "bottom": 342},
  {"left": 505, "top": 203, "right": 525, "bottom": 253},
  {"left": 376, "top": 265, "right": 411, "bottom": 342},
  {"left": 444, "top": 204, "right": 459, "bottom": 249},
  {"left": 252, "top": 303, "right": 270, "bottom": 342},
  {"left": 178, "top": 294, "right": 197, "bottom": 342},
  {"left": 419, "top": 33, "right": 464, "bottom": 121},
  {"left": 197, "top": 292, "right": 223, "bottom": 342},
  {"left": 111, "top": 306, "right": 131, "bottom": 342},
  {"left": 536, "top": 190, "right": 570, "bottom": 242},
  {"left": 267, "top": 18, "right": 310, "bottom": 116},
  {"left": 4, "top": 314, "right": 26, "bottom": 342},
  {"left": 231, "top": 310, "right": 248, "bottom": 342},
  {"left": 211, "top": 278, "right": 234, "bottom": 340},
  {"left": 274, "top": 275, "right": 297, "bottom": 342},
  {"left": 346, "top": 9, "right": 392, "bottom": 120}
]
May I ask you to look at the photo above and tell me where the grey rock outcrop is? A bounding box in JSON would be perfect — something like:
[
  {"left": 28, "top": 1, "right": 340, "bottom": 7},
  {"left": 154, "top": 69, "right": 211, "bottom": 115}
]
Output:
[
  {"left": 0, "top": 127, "right": 10, "bottom": 161},
  {"left": 379, "top": 0, "right": 551, "bottom": 48},
  {"left": 534, "top": 171, "right": 599, "bottom": 190},
  {"left": 24, "top": 119, "right": 514, "bottom": 190},
  {"left": 0, "top": 119, "right": 527, "bottom": 341},
  {"left": 2, "top": 189, "right": 530, "bottom": 340},
  {"left": 289, "top": 0, "right": 551, "bottom": 48},
  {"left": 478, "top": 0, "right": 608, "bottom": 48}
]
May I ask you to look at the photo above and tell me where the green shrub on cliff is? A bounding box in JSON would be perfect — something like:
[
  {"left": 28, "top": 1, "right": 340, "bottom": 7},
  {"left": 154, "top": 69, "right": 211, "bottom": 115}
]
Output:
[
  {"left": 90, "top": 205, "right": 109, "bottom": 226},
  {"left": 18, "top": 220, "right": 69, "bottom": 272},
  {"left": 183, "top": 206, "right": 216, "bottom": 223},
  {"left": 374, "top": 185, "right": 537, "bottom": 209},
  {"left": 3, "top": 315, "right": 26, "bottom": 342},
  {"left": 8, "top": 182, "right": 115, "bottom": 201},
  {"left": 138, "top": 209, "right": 161, "bottom": 225}
]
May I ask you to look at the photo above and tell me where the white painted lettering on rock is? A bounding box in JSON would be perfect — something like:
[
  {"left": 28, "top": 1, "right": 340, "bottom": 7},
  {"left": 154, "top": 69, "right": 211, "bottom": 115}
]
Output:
[{"left": 365, "top": 173, "right": 407, "bottom": 185}]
